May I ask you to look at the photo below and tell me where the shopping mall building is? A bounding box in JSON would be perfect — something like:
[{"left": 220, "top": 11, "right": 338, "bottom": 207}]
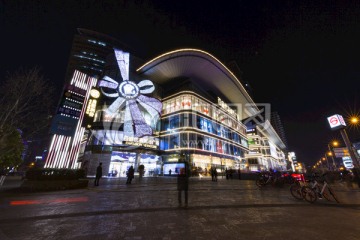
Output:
[{"left": 45, "top": 30, "right": 287, "bottom": 177}]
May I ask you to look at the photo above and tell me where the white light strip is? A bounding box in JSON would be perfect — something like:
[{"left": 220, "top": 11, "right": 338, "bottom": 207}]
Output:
[
  {"left": 44, "top": 135, "right": 57, "bottom": 168},
  {"left": 53, "top": 135, "right": 64, "bottom": 168},
  {"left": 58, "top": 137, "right": 70, "bottom": 168},
  {"left": 68, "top": 76, "right": 97, "bottom": 168},
  {"left": 56, "top": 136, "right": 67, "bottom": 168},
  {"left": 49, "top": 135, "right": 60, "bottom": 168}
]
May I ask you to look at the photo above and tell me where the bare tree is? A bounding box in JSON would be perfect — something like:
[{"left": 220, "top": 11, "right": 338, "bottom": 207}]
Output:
[{"left": 0, "top": 67, "right": 55, "bottom": 167}]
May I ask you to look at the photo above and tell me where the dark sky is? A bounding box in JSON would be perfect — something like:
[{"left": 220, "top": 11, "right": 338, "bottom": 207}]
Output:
[{"left": 1, "top": 0, "right": 360, "bottom": 166}]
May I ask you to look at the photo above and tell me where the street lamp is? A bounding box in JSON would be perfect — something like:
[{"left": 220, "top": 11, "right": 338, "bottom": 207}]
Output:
[{"left": 350, "top": 117, "right": 359, "bottom": 125}]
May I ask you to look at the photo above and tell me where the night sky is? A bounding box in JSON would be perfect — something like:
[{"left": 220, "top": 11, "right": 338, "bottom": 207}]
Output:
[{"left": 1, "top": 0, "right": 360, "bottom": 166}]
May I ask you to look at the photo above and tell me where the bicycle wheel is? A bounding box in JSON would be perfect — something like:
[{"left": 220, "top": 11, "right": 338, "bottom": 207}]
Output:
[
  {"left": 301, "top": 186, "right": 317, "bottom": 203},
  {"left": 290, "top": 183, "right": 303, "bottom": 200},
  {"left": 256, "top": 178, "right": 266, "bottom": 187},
  {"left": 328, "top": 187, "right": 340, "bottom": 203}
]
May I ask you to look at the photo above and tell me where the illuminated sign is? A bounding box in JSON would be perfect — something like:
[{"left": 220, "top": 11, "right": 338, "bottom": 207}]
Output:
[
  {"left": 218, "top": 97, "right": 236, "bottom": 117},
  {"left": 124, "top": 142, "right": 157, "bottom": 149},
  {"left": 99, "top": 49, "right": 162, "bottom": 138},
  {"left": 123, "top": 135, "right": 159, "bottom": 149},
  {"left": 327, "top": 114, "right": 346, "bottom": 130},
  {"left": 119, "top": 81, "right": 140, "bottom": 99},
  {"left": 82, "top": 87, "right": 100, "bottom": 128},
  {"left": 56, "top": 84, "right": 87, "bottom": 119},
  {"left": 342, "top": 156, "right": 354, "bottom": 169},
  {"left": 85, "top": 99, "right": 97, "bottom": 117},
  {"left": 333, "top": 147, "right": 350, "bottom": 158},
  {"left": 90, "top": 88, "right": 100, "bottom": 98}
]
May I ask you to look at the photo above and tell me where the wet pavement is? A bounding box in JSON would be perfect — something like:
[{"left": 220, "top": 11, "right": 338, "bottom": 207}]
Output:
[{"left": 0, "top": 176, "right": 360, "bottom": 240}]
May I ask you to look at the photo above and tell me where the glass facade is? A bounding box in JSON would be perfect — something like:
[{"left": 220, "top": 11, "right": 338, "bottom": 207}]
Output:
[
  {"left": 160, "top": 92, "right": 248, "bottom": 169},
  {"left": 162, "top": 94, "right": 246, "bottom": 135}
]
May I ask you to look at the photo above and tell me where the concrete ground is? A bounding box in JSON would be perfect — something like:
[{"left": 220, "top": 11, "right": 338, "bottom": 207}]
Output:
[{"left": 0, "top": 176, "right": 360, "bottom": 240}]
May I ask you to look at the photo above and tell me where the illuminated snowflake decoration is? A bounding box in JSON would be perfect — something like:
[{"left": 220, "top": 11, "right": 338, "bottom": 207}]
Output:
[{"left": 99, "top": 49, "right": 162, "bottom": 138}]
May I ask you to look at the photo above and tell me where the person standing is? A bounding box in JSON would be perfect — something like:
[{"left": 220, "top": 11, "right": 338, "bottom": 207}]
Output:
[
  {"left": 213, "top": 167, "right": 218, "bottom": 182},
  {"left": 210, "top": 167, "right": 215, "bottom": 181},
  {"left": 177, "top": 162, "right": 190, "bottom": 207},
  {"left": 94, "top": 162, "right": 103, "bottom": 186}
]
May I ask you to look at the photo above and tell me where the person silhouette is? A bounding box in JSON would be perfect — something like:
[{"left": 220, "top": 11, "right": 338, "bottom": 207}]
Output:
[
  {"left": 94, "top": 162, "right": 103, "bottom": 186},
  {"left": 126, "top": 166, "right": 135, "bottom": 184},
  {"left": 177, "top": 162, "right": 190, "bottom": 207}
]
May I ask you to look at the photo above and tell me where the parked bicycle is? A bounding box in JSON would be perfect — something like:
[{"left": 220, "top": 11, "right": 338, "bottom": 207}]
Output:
[
  {"left": 301, "top": 173, "right": 340, "bottom": 203},
  {"left": 290, "top": 178, "right": 306, "bottom": 200},
  {"left": 256, "top": 170, "right": 286, "bottom": 187},
  {"left": 255, "top": 171, "right": 274, "bottom": 187}
]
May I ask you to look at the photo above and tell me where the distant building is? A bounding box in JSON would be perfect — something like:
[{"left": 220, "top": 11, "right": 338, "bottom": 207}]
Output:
[
  {"left": 245, "top": 120, "right": 287, "bottom": 171},
  {"left": 45, "top": 29, "right": 288, "bottom": 176},
  {"left": 270, "top": 111, "right": 288, "bottom": 149},
  {"left": 64, "top": 28, "right": 133, "bottom": 80}
]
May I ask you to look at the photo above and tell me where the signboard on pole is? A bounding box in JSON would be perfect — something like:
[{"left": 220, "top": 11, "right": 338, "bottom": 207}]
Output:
[
  {"left": 342, "top": 156, "right": 354, "bottom": 169},
  {"left": 327, "top": 114, "right": 346, "bottom": 130},
  {"left": 333, "top": 147, "right": 350, "bottom": 158}
]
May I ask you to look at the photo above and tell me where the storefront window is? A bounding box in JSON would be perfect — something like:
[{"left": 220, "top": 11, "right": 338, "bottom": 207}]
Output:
[
  {"left": 169, "top": 115, "right": 180, "bottom": 129},
  {"left": 160, "top": 136, "right": 169, "bottom": 150},
  {"left": 181, "top": 133, "right": 188, "bottom": 148},
  {"left": 181, "top": 96, "right": 191, "bottom": 109},
  {"left": 162, "top": 117, "right": 169, "bottom": 131},
  {"left": 189, "top": 133, "right": 196, "bottom": 148},
  {"left": 169, "top": 134, "right": 180, "bottom": 149},
  {"left": 197, "top": 135, "right": 204, "bottom": 149},
  {"left": 175, "top": 97, "right": 181, "bottom": 111}
]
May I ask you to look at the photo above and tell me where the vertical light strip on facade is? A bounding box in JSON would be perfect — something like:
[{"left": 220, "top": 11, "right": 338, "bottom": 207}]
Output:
[
  {"left": 44, "top": 135, "right": 57, "bottom": 168},
  {"left": 67, "top": 76, "right": 97, "bottom": 168},
  {"left": 45, "top": 71, "right": 97, "bottom": 169},
  {"left": 58, "top": 136, "right": 70, "bottom": 168},
  {"left": 53, "top": 135, "right": 64, "bottom": 168},
  {"left": 50, "top": 135, "right": 62, "bottom": 168}
]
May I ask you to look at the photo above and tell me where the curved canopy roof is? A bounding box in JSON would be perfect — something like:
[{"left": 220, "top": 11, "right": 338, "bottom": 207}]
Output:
[{"left": 136, "top": 49, "right": 259, "bottom": 119}]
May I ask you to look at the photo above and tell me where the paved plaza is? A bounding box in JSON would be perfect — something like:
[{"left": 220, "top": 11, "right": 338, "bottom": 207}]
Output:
[{"left": 0, "top": 176, "right": 360, "bottom": 240}]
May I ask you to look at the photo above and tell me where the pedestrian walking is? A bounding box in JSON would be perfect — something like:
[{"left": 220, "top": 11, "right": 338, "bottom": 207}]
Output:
[
  {"left": 94, "top": 162, "right": 103, "bottom": 186},
  {"left": 177, "top": 162, "right": 190, "bottom": 207},
  {"left": 126, "top": 166, "right": 135, "bottom": 184}
]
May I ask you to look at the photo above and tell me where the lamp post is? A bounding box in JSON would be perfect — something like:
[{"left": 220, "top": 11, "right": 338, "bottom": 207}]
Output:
[
  {"left": 327, "top": 141, "right": 338, "bottom": 170},
  {"left": 327, "top": 114, "right": 360, "bottom": 168},
  {"left": 339, "top": 128, "right": 360, "bottom": 168},
  {"left": 322, "top": 156, "right": 330, "bottom": 170}
]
